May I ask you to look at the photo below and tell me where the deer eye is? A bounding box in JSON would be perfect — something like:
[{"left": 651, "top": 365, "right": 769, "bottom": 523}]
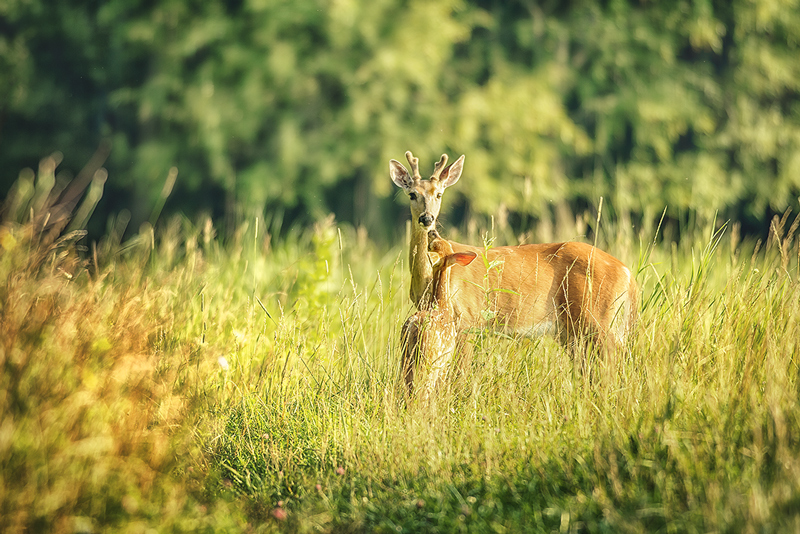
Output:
[
  {"left": 409, "top": 193, "right": 417, "bottom": 200},
  {"left": 436, "top": 192, "right": 442, "bottom": 199}
]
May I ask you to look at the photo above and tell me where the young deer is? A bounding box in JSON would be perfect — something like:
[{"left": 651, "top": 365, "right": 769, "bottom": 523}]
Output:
[
  {"left": 390, "top": 151, "right": 638, "bottom": 352},
  {"left": 400, "top": 233, "right": 477, "bottom": 400}
]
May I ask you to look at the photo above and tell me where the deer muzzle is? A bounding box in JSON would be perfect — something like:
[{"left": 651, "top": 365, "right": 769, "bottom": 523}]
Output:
[{"left": 418, "top": 213, "right": 435, "bottom": 228}]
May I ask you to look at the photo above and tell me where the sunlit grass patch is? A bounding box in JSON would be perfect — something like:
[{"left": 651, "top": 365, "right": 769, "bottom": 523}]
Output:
[{"left": 2, "top": 157, "right": 800, "bottom": 532}]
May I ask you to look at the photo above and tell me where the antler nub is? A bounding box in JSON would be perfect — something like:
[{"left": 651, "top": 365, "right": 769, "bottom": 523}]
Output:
[
  {"left": 431, "top": 154, "right": 449, "bottom": 181},
  {"left": 405, "top": 151, "right": 422, "bottom": 181}
]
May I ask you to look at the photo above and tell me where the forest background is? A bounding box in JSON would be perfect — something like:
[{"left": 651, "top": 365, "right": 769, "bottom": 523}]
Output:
[{"left": 2, "top": 0, "right": 800, "bottom": 241}]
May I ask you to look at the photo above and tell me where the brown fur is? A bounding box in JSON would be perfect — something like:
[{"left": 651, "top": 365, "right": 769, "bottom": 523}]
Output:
[
  {"left": 391, "top": 151, "right": 638, "bottom": 353},
  {"left": 400, "top": 238, "right": 476, "bottom": 399}
]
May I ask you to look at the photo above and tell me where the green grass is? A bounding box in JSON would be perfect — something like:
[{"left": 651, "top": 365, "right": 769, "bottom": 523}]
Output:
[{"left": 2, "top": 168, "right": 800, "bottom": 532}]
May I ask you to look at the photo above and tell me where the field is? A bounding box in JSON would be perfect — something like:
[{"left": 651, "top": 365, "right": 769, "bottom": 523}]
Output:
[{"left": 2, "top": 174, "right": 800, "bottom": 533}]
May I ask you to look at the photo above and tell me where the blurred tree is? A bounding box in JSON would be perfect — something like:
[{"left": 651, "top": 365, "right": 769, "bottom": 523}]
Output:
[
  {"left": 0, "top": 1, "right": 111, "bottom": 180},
  {"left": 1, "top": 0, "right": 799, "bottom": 239},
  {"left": 719, "top": 0, "right": 800, "bottom": 220}
]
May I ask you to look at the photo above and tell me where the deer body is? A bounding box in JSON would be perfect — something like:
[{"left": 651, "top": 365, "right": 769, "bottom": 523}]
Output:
[
  {"left": 401, "top": 238, "right": 477, "bottom": 399},
  {"left": 432, "top": 238, "right": 635, "bottom": 347},
  {"left": 391, "top": 151, "right": 638, "bottom": 351}
]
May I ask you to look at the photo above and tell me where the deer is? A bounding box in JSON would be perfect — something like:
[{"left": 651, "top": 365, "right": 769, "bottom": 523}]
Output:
[
  {"left": 390, "top": 150, "right": 638, "bottom": 356},
  {"left": 400, "top": 232, "right": 477, "bottom": 400}
]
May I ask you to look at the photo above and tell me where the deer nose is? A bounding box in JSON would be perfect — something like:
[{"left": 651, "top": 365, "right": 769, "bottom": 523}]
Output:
[{"left": 418, "top": 214, "right": 435, "bottom": 227}]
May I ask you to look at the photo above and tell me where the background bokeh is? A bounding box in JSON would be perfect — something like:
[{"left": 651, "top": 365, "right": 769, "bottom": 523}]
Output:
[{"left": 2, "top": 0, "right": 799, "bottom": 240}]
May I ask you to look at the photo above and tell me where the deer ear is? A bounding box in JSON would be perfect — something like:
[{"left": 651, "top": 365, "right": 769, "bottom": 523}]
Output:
[
  {"left": 448, "top": 251, "right": 477, "bottom": 267},
  {"left": 390, "top": 159, "right": 414, "bottom": 190},
  {"left": 438, "top": 155, "right": 465, "bottom": 188}
]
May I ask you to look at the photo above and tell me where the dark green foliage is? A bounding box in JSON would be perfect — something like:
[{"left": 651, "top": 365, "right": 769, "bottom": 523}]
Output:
[{"left": 2, "top": 0, "right": 800, "bottom": 236}]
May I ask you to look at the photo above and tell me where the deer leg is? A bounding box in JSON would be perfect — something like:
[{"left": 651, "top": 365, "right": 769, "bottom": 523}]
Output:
[{"left": 400, "top": 315, "right": 424, "bottom": 397}]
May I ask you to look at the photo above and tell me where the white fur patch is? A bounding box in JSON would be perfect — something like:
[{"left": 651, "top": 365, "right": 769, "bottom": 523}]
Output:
[
  {"left": 514, "top": 320, "right": 558, "bottom": 338},
  {"left": 608, "top": 266, "right": 633, "bottom": 344}
]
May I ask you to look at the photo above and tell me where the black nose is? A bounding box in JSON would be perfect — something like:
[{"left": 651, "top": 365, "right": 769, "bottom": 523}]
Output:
[{"left": 418, "top": 214, "right": 434, "bottom": 227}]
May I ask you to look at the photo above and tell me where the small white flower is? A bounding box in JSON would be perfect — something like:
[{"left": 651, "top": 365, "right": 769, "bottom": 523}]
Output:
[
  {"left": 232, "top": 329, "right": 245, "bottom": 343},
  {"left": 218, "top": 356, "right": 230, "bottom": 370}
]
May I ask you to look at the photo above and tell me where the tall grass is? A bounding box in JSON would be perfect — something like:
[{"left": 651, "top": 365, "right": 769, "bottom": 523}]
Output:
[{"left": 2, "top": 159, "right": 800, "bottom": 532}]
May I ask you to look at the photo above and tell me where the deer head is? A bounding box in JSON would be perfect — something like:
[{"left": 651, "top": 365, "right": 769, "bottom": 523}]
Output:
[{"left": 390, "top": 151, "right": 465, "bottom": 231}]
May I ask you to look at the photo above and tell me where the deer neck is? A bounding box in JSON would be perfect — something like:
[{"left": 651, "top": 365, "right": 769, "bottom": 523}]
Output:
[{"left": 409, "top": 224, "right": 434, "bottom": 308}]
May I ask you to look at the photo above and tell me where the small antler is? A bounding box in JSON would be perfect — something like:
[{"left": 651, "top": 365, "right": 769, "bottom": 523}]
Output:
[
  {"left": 430, "top": 154, "right": 449, "bottom": 181},
  {"left": 405, "top": 151, "right": 422, "bottom": 181}
]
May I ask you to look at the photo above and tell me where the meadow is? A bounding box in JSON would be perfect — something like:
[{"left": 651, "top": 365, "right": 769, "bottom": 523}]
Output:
[{"left": 2, "top": 165, "right": 800, "bottom": 533}]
